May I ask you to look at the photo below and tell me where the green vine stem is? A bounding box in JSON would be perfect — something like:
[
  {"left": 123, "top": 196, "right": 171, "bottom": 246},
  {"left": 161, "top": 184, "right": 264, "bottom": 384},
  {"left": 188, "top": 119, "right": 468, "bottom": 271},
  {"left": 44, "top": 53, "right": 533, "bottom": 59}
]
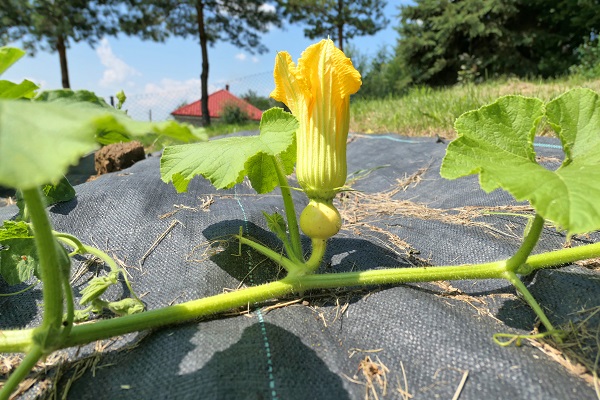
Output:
[
  {"left": 273, "top": 155, "right": 303, "bottom": 263},
  {"left": 502, "top": 271, "right": 558, "bottom": 336},
  {"left": 59, "top": 272, "right": 75, "bottom": 341},
  {"left": 0, "top": 345, "right": 43, "bottom": 400},
  {"left": 506, "top": 213, "right": 545, "bottom": 272},
  {"left": 55, "top": 234, "right": 140, "bottom": 302}
]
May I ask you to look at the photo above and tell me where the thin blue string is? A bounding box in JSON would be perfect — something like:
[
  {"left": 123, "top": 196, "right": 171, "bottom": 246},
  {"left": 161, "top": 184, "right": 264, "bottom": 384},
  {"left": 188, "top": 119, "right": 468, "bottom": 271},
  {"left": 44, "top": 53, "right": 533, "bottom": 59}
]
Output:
[
  {"left": 354, "top": 133, "right": 565, "bottom": 150},
  {"left": 234, "top": 187, "right": 278, "bottom": 400},
  {"left": 533, "top": 142, "right": 563, "bottom": 150}
]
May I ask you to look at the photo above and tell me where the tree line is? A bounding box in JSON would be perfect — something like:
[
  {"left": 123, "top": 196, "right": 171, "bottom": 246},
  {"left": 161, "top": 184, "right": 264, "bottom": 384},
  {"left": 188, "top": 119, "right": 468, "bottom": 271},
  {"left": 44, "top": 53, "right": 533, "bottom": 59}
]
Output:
[{"left": 1, "top": 0, "right": 599, "bottom": 124}]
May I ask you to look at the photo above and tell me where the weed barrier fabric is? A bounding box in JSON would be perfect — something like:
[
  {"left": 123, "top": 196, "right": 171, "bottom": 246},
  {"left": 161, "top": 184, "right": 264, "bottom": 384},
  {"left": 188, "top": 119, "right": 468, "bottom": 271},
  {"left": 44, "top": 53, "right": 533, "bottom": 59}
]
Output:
[{"left": 1, "top": 133, "right": 598, "bottom": 399}]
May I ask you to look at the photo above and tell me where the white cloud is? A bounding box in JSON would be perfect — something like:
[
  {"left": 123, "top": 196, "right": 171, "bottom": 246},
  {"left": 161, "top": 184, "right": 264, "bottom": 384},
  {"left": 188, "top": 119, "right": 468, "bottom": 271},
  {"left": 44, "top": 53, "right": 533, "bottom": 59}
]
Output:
[
  {"left": 259, "top": 3, "right": 276, "bottom": 13},
  {"left": 235, "top": 53, "right": 247, "bottom": 61},
  {"left": 144, "top": 78, "right": 203, "bottom": 94},
  {"left": 252, "top": 56, "right": 259, "bottom": 63},
  {"left": 97, "top": 38, "right": 140, "bottom": 87}
]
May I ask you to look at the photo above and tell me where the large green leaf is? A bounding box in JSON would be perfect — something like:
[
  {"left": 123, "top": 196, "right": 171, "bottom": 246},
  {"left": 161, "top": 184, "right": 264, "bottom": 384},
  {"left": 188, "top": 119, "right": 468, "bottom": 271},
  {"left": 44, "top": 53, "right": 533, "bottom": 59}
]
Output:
[
  {"left": 441, "top": 88, "right": 600, "bottom": 235},
  {"left": 0, "top": 47, "right": 25, "bottom": 76},
  {"left": 0, "top": 100, "right": 100, "bottom": 190},
  {"left": 161, "top": 108, "right": 298, "bottom": 193}
]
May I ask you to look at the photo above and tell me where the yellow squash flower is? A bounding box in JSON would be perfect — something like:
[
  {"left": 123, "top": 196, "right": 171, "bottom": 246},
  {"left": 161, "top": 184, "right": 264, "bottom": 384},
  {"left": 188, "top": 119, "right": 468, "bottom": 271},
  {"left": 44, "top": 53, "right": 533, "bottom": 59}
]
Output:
[{"left": 270, "top": 38, "right": 362, "bottom": 202}]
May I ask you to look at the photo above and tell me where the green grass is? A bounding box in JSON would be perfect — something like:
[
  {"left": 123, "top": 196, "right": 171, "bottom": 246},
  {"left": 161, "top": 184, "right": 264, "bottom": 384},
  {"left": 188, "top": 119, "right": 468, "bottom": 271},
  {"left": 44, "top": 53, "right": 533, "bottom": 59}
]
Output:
[
  {"left": 204, "top": 121, "right": 260, "bottom": 138},
  {"left": 350, "top": 76, "right": 600, "bottom": 137}
]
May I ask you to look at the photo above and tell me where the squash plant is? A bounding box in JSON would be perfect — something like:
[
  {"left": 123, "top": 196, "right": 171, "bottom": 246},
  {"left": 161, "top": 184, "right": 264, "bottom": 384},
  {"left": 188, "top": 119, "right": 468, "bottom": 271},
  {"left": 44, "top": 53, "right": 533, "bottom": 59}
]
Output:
[{"left": 1, "top": 41, "right": 600, "bottom": 398}]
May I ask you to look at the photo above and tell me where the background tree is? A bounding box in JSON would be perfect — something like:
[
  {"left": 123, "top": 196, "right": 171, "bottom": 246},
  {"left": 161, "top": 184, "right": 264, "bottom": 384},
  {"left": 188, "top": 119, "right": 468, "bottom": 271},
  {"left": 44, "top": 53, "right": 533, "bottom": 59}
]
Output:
[
  {"left": 123, "top": 0, "right": 281, "bottom": 126},
  {"left": 0, "top": 0, "right": 122, "bottom": 88},
  {"left": 394, "top": 0, "right": 600, "bottom": 87},
  {"left": 278, "top": 0, "right": 388, "bottom": 52}
]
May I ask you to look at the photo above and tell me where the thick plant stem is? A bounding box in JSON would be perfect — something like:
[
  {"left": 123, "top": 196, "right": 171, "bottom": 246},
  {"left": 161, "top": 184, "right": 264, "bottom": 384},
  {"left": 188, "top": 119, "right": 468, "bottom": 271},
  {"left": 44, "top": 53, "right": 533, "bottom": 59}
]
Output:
[
  {"left": 273, "top": 155, "right": 303, "bottom": 263},
  {"left": 21, "top": 188, "right": 64, "bottom": 334},
  {"left": 506, "top": 213, "right": 545, "bottom": 272},
  {"left": 2, "top": 240, "right": 600, "bottom": 363},
  {"left": 501, "top": 213, "right": 558, "bottom": 337},
  {"left": 526, "top": 241, "right": 600, "bottom": 269},
  {"left": 0, "top": 345, "right": 43, "bottom": 400},
  {"left": 0, "top": 329, "right": 34, "bottom": 353},
  {"left": 62, "top": 280, "right": 295, "bottom": 348}
]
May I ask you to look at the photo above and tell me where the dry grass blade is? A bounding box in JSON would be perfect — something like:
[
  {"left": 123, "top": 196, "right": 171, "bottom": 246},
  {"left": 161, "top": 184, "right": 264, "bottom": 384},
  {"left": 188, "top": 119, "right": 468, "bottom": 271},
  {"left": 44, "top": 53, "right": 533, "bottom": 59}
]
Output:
[
  {"left": 344, "top": 350, "right": 390, "bottom": 400},
  {"left": 527, "top": 305, "right": 600, "bottom": 391}
]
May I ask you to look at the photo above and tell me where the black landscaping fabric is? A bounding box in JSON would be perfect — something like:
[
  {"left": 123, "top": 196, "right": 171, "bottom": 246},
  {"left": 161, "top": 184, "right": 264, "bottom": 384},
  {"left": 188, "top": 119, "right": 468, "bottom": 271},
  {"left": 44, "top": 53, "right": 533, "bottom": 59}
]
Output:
[{"left": 0, "top": 133, "right": 598, "bottom": 399}]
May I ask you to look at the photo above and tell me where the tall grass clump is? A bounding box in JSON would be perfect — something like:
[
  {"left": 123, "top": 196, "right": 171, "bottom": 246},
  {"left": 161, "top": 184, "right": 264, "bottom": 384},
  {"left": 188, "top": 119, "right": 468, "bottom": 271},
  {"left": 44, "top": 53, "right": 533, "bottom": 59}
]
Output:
[{"left": 350, "top": 76, "right": 600, "bottom": 137}]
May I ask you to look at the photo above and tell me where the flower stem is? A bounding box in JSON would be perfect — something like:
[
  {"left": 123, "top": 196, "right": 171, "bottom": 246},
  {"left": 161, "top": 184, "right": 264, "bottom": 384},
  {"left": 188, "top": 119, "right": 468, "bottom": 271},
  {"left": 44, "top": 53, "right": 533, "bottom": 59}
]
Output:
[
  {"left": 273, "top": 155, "right": 303, "bottom": 263},
  {"left": 304, "top": 238, "right": 327, "bottom": 273}
]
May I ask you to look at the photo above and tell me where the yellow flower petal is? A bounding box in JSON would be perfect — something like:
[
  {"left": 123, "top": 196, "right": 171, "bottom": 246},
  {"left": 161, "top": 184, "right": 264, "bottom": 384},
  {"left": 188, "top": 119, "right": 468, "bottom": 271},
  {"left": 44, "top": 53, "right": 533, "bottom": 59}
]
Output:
[
  {"left": 299, "top": 39, "right": 361, "bottom": 107},
  {"left": 270, "top": 51, "right": 310, "bottom": 115}
]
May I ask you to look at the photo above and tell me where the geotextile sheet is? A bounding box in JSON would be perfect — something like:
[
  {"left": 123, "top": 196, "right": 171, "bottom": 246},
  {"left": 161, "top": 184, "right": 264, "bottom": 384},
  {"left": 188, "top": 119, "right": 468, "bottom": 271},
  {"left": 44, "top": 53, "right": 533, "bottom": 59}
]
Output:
[{"left": 0, "top": 133, "right": 598, "bottom": 399}]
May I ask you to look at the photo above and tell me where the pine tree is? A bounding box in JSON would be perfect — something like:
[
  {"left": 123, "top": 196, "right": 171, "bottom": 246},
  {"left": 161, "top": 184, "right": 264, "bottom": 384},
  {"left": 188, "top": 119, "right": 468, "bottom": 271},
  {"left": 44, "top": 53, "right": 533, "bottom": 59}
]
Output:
[
  {"left": 279, "top": 0, "right": 388, "bottom": 52},
  {"left": 122, "top": 0, "right": 281, "bottom": 126},
  {"left": 394, "top": 0, "right": 600, "bottom": 87},
  {"left": 0, "top": 0, "right": 122, "bottom": 88}
]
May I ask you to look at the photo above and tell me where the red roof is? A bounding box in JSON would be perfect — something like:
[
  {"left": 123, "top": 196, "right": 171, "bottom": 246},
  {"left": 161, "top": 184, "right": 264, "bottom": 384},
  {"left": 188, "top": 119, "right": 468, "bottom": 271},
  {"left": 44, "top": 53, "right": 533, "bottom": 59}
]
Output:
[{"left": 171, "top": 89, "right": 263, "bottom": 121}]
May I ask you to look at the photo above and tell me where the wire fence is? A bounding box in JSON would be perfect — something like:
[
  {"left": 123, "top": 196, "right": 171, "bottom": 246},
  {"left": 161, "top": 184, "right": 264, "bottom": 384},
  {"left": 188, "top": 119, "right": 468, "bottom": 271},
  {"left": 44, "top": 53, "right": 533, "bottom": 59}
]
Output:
[{"left": 110, "top": 71, "right": 275, "bottom": 123}]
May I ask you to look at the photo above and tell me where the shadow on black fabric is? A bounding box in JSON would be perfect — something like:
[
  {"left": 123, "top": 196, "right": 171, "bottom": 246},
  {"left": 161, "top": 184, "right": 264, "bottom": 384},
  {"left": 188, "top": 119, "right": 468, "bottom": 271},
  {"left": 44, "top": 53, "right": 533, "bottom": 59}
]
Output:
[
  {"left": 203, "top": 219, "right": 415, "bottom": 284},
  {"left": 0, "top": 284, "right": 42, "bottom": 328},
  {"left": 59, "top": 322, "right": 350, "bottom": 400},
  {"left": 203, "top": 220, "right": 285, "bottom": 285},
  {"left": 50, "top": 197, "right": 79, "bottom": 216}
]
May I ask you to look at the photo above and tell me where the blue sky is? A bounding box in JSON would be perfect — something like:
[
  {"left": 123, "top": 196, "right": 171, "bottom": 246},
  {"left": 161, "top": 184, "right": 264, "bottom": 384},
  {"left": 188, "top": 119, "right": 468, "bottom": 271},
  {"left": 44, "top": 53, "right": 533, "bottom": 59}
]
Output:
[{"left": 3, "top": 1, "right": 410, "bottom": 120}]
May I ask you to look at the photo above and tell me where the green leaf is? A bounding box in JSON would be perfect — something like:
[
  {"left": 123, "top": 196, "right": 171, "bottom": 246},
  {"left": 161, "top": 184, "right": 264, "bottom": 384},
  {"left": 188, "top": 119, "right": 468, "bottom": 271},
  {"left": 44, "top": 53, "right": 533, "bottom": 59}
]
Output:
[
  {"left": 116, "top": 90, "right": 126, "bottom": 110},
  {"left": 441, "top": 88, "right": 600, "bottom": 235},
  {"left": 161, "top": 108, "right": 298, "bottom": 193},
  {"left": 17, "top": 177, "right": 76, "bottom": 220},
  {"left": 0, "top": 240, "right": 38, "bottom": 285},
  {"left": 107, "top": 298, "right": 145, "bottom": 316},
  {"left": 262, "top": 211, "right": 289, "bottom": 244},
  {"left": 0, "top": 47, "right": 25, "bottom": 76},
  {"left": 79, "top": 271, "right": 119, "bottom": 305},
  {"left": 35, "top": 89, "right": 114, "bottom": 109},
  {"left": 42, "top": 177, "right": 76, "bottom": 206},
  {"left": 0, "top": 91, "right": 207, "bottom": 189},
  {"left": 0, "top": 79, "right": 38, "bottom": 99},
  {"left": 0, "top": 221, "right": 32, "bottom": 241},
  {"left": 0, "top": 221, "right": 38, "bottom": 285}
]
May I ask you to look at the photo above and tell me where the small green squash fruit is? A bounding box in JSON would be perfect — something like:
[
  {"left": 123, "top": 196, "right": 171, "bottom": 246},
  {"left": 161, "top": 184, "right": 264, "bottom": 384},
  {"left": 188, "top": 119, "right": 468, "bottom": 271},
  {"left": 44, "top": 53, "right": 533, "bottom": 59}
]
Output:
[{"left": 299, "top": 200, "right": 342, "bottom": 240}]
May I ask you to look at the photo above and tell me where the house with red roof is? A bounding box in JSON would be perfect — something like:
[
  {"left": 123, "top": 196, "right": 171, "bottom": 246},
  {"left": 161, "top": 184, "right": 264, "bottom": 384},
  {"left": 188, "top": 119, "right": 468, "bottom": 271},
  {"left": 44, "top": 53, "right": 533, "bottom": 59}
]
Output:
[{"left": 171, "top": 88, "right": 263, "bottom": 126}]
